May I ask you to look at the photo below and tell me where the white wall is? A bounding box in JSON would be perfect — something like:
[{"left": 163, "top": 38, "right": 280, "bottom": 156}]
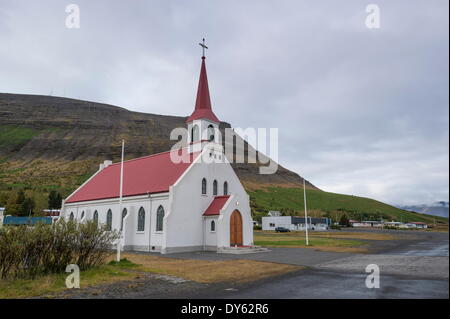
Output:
[
  {"left": 62, "top": 193, "right": 169, "bottom": 252},
  {"left": 61, "top": 143, "right": 253, "bottom": 254},
  {"left": 165, "top": 144, "right": 253, "bottom": 252},
  {"left": 204, "top": 216, "right": 218, "bottom": 249},
  {"left": 262, "top": 216, "right": 292, "bottom": 230}
]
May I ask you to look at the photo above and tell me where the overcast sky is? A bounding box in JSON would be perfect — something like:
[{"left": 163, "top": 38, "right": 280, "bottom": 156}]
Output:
[{"left": 0, "top": 0, "right": 448, "bottom": 205}]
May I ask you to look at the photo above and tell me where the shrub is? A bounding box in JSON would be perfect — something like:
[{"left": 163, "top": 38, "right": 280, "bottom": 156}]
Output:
[
  {"left": 0, "top": 219, "right": 119, "bottom": 279},
  {"left": 330, "top": 224, "right": 341, "bottom": 230},
  {"left": 253, "top": 225, "right": 262, "bottom": 230}
]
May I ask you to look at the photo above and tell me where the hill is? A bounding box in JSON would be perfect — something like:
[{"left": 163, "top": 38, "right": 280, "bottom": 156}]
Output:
[
  {"left": 250, "top": 187, "right": 448, "bottom": 224},
  {"left": 0, "top": 93, "right": 446, "bottom": 225},
  {"left": 0, "top": 93, "right": 315, "bottom": 209}
]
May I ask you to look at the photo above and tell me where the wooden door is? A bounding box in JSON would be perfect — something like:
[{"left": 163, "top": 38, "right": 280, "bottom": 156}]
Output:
[{"left": 230, "top": 210, "right": 243, "bottom": 246}]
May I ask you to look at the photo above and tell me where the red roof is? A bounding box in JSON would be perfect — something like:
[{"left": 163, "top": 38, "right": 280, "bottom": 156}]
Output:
[
  {"left": 203, "top": 196, "right": 230, "bottom": 216},
  {"left": 186, "top": 57, "right": 219, "bottom": 123},
  {"left": 66, "top": 149, "right": 200, "bottom": 203}
]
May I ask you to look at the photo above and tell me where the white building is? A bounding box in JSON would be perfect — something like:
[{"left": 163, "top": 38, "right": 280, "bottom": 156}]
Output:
[
  {"left": 349, "top": 220, "right": 372, "bottom": 227},
  {"left": 61, "top": 54, "right": 253, "bottom": 254},
  {"left": 385, "top": 221, "right": 403, "bottom": 227},
  {"left": 262, "top": 216, "right": 331, "bottom": 231},
  {"left": 409, "top": 222, "right": 428, "bottom": 229}
]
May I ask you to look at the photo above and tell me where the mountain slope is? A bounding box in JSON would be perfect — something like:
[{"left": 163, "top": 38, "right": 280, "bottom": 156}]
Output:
[
  {"left": 0, "top": 93, "right": 314, "bottom": 207},
  {"left": 0, "top": 93, "right": 446, "bottom": 225}
]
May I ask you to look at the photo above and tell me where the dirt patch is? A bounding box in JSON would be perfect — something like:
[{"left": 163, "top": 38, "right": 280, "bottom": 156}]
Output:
[{"left": 122, "top": 253, "right": 302, "bottom": 283}]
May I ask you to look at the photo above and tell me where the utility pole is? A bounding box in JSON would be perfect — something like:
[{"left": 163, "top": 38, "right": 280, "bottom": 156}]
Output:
[
  {"left": 303, "top": 178, "right": 309, "bottom": 246},
  {"left": 117, "top": 139, "right": 125, "bottom": 262}
]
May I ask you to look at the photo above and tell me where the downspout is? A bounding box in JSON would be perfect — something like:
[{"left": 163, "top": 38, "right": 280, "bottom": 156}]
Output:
[
  {"left": 147, "top": 191, "right": 152, "bottom": 252},
  {"left": 203, "top": 216, "right": 206, "bottom": 251}
]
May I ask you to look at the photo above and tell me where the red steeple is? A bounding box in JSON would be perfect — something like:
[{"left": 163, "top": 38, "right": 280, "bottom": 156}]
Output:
[{"left": 186, "top": 56, "right": 219, "bottom": 123}]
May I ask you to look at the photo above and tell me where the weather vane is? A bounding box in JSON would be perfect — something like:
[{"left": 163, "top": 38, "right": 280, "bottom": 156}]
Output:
[{"left": 199, "top": 38, "right": 208, "bottom": 58}]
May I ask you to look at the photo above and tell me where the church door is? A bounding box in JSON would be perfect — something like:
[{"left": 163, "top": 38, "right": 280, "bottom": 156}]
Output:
[{"left": 230, "top": 210, "right": 243, "bottom": 246}]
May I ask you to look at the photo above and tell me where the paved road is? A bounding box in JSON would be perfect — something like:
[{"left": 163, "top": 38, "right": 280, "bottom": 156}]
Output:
[
  {"left": 61, "top": 230, "right": 449, "bottom": 299},
  {"left": 195, "top": 269, "right": 448, "bottom": 299},
  {"left": 385, "top": 236, "right": 449, "bottom": 257},
  {"left": 136, "top": 247, "right": 354, "bottom": 267},
  {"left": 199, "top": 231, "right": 449, "bottom": 299}
]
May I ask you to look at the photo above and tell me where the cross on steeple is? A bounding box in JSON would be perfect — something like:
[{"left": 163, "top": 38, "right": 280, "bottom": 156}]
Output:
[{"left": 199, "top": 38, "right": 208, "bottom": 58}]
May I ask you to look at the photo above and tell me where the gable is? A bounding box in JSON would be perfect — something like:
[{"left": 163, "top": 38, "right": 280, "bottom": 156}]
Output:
[
  {"left": 66, "top": 149, "right": 200, "bottom": 203},
  {"left": 203, "top": 196, "right": 230, "bottom": 216}
]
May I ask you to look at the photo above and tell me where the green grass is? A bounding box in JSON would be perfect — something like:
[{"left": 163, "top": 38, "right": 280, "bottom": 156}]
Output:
[
  {"left": 108, "top": 258, "right": 139, "bottom": 268},
  {"left": 249, "top": 187, "right": 448, "bottom": 224},
  {"left": 0, "top": 125, "right": 40, "bottom": 148},
  {"left": 0, "top": 262, "right": 135, "bottom": 299},
  {"left": 255, "top": 238, "right": 363, "bottom": 247}
]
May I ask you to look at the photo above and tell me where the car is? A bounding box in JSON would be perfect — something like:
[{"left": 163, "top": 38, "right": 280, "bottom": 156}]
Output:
[{"left": 275, "top": 227, "right": 290, "bottom": 232}]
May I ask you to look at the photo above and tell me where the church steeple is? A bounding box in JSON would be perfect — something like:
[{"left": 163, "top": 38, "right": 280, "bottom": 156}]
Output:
[{"left": 186, "top": 40, "right": 219, "bottom": 123}]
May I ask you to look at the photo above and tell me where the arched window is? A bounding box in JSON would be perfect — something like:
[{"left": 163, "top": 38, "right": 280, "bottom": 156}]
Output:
[
  {"left": 80, "top": 211, "right": 85, "bottom": 220},
  {"left": 202, "top": 178, "right": 207, "bottom": 195},
  {"left": 93, "top": 210, "right": 99, "bottom": 225},
  {"left": 121, "top": 208, "right": 127, "bottom": 231},
  {"left": 211, "top": 220, "right": 215, "bottom": 232},
  {"left": 213, "top": 180, "right": 218, "bottom": 196},
  {"left": 137, "top": 207, "right": 145, "bottom": 232},
  {"left": 191, "top": 125, "right": 199, "bottom": 142},
  {"left": 106, "top": 209, "right": 113, "bottom": 231},
  {"left": 69, "top": 212, "right": 74, "bottom": 221},
  {"left": 223, "top": 181, "right": 228, "bottom": 195},
  {"left": 156, "top": 205, "right": 164, "bottom": 232},
  {"left": 208, "top": 125, "right": 215, "bottom": 141}
]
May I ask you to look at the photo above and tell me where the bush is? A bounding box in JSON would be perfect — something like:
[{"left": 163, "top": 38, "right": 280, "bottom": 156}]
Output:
[
  {"left": 0, "top": 219, "right": 119, "bottom": 279},
  {"left": 330, "top": 224, "right": 341, "bottom": 230},
  {"left": 253, "top": 225, "right": 262, "bottom": 230}
]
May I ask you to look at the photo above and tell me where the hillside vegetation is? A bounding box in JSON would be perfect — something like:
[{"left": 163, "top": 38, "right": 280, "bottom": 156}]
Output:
[
  {"left": 0, "top": 93, "right": 446, "bottom": 225},
  {"left": 250, "top": 187, "right": 448, "bottom": 224}
]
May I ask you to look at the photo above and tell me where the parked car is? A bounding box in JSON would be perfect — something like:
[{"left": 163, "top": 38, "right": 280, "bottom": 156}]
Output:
[{"left": 275, "top": 227, "right": 290, "bottom": 232}]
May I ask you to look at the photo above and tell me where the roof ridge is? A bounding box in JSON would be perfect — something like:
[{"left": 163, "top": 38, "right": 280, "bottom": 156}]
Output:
[{"left": 108, "top": 147, "right": 190, "bottom": 166}]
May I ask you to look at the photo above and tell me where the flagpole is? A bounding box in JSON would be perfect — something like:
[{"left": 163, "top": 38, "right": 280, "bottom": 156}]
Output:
[
  {"left": 117, "top": 139, "right": 124, "bottom": 262},
  {"left": 303, "top": 178, "right": 309, "bottom": 245}
]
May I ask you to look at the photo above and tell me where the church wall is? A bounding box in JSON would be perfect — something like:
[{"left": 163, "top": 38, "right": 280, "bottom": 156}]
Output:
[
  {"left": 212, "top": 169, "right": 253, "bottom": 249},
  {"left": 164, "top": 146, "right": 253, "bottom": 252},
  {"left": 62, "top": 193, "right": 169, "bottom": 252},
  {"left": 203, "top": 216, "right": 218, "bottom": 249},
  {"left": 148, "top": 196, "right": 169, "bottom": 252}
]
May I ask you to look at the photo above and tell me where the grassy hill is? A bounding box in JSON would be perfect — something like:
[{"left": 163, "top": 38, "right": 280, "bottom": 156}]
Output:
[
  {"left": 0, "top": 93, "right": 446, "bottom": 226},
  {"left": 250, "top": 187, "right": 448, "bottom": 225}
]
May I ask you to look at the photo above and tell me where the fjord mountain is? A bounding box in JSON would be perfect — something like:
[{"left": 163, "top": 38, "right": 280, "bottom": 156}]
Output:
[
  {"left": 1, "top": 93, "right": 446, "bottom": 225},
  {"left": 0, "top": 93, "right": 315, "bottom": 193}
]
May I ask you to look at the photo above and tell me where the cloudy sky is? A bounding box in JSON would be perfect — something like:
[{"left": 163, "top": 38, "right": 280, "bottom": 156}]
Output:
[{"left": 0, "top": 0, "right": 448, "bottom": 205}]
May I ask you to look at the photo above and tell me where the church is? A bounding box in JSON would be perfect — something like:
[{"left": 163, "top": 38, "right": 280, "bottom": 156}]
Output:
[{"left": 61, "top": 49, "right": 254, "bottom": 254}]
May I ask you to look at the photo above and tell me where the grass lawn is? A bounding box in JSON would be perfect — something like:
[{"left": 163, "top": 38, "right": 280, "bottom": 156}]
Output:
[
  {"left": 0, "top": 260, "right": 136, "bottom": 299},
  {"left": 254, "top": 230, "right": 369, "bottom": 253},
  {"left": 122, "top": 253, "right": 301, "bottom": 284},
  {"left": 0, "top": 254, "right": 302, "bottom": 298}
]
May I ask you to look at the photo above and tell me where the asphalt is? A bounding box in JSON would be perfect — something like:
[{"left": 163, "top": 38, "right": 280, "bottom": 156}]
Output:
[
  {"left": 201, "top": 230, "right": 449, "bottom": 299},
  {"left": 58, "top": 229, "right": 449, "bottom": 299},
  {"left": 134, "top": 247, "right": 355, "bottom": 267}
]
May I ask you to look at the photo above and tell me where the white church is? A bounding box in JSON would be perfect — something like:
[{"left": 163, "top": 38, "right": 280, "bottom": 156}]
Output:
[{"left": 61, "top": 51, "right": 254, "bottom": 254}]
